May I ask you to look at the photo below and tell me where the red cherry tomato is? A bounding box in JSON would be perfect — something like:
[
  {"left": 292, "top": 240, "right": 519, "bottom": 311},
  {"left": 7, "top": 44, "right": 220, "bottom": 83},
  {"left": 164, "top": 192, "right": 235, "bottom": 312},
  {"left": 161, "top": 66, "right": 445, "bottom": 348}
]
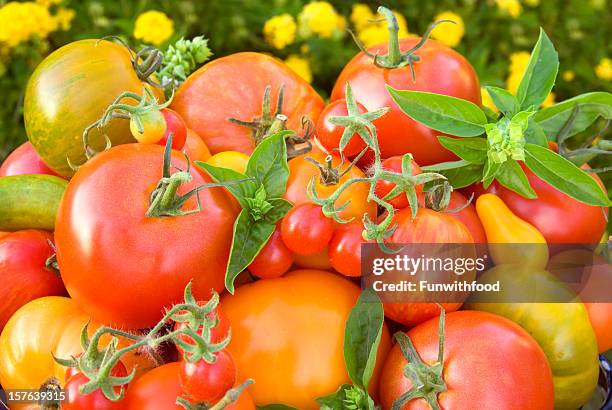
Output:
[
  {"left": 315, "top": 99, "right": 368, "bottom": 157},
  {"left": 375, "top": 156, "right": 423, "bottom": 209},
  {"left": 158, "top": 108, "right": 187, "bottom": 150},
  {"left": 328, "top": 222, "right": 369, "bottom": 277},
  {"left": 173, "top": 302, "right": 231, "bottom": 356},
  {"left": 0, "top": 142, "right": 60, "bottom": 177},
  {"left": 180, "top": 350, "right": 237, "bottom": 405},
  {"left": 280, "top": 204, "right": 335, "bottom": 255},
  {"left": 248, "top": 228, "right": 294, "bottom": 279},
  {"left": 63, "top": 360, "right": 128, "bottom": 410}
]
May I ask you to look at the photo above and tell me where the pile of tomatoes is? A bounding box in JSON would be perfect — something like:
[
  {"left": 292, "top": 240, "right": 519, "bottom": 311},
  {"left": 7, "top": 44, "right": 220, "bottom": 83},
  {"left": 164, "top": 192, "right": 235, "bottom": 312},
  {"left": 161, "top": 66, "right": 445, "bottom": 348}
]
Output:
[{"left": 0, "top": 8, "right": 610, "bottom": 410}]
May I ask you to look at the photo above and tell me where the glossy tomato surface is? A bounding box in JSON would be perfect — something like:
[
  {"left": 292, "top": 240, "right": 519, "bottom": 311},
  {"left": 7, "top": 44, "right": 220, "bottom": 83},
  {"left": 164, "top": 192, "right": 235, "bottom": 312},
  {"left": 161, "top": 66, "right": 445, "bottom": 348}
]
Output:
[
  {"left": 55, "top": 144, "right": 237, "bottom": 329},
  {"left": 380, "top": 311, "right": 554, "bottom": 410},
  {"left": 0, "top": 142, "right": 60, "bottom": 177},
  {"left": 171, "top": 52, "right": 325, "bottom": 155},
  {"left": 331, "top": 38, "right": 480, "bottom": 165},
  {"left": 221, "top": 270, "right": 391, "bottom": 409}
]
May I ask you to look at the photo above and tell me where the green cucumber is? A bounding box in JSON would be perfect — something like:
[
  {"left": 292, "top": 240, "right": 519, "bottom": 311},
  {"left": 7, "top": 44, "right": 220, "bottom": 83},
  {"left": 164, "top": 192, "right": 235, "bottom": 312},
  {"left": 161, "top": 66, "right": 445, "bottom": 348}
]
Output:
[{"left": 0, "top": 174, "right": 68, "bottom": 231}]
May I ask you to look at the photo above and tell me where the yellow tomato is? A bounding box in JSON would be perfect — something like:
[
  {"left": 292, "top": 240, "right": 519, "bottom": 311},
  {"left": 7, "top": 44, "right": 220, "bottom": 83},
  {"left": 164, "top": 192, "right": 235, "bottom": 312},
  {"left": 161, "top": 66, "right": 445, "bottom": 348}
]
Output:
[{"left": 207, "top": 151, "right": 250, "bottom": 174}]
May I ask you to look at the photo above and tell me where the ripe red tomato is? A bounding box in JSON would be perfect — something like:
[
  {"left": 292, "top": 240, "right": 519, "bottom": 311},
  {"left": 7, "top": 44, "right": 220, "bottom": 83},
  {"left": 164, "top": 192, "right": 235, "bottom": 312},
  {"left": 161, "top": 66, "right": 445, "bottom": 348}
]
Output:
[
  {"left": 383, "top": 208, "right": 475, "bottom": 326},
  {"left": 331, "top": 38, "right": 480, "bottom": 165},
  {"left": 375, "top": 156, "right": 423, "bottom": 209},
  {"left": 183, "top": 128, "right": 212, "bottom": 162},
  {"left": 63, "top": 360, "right": 128, "bottom": 410},
  {"left": 380, "top": 311, "right": 554, "bottom": 410},
  {"left": 468, "top": 163, "right": 607, "bottom": 244},
  {"left": 280, "top": 204, "right": 335, "bottom": 255},
  {"left": 0, "top": 230, "right": 66, "bottom": 331},
  {"left": 55, "top": 144, "right": 237, "bottom": 329},
  {"left": 173, "top": 302, "right": 231, "bottom": 356},
  {"left": 158, "top": 108, "right": 187, "bottom": 150},
  {"left": 444, "top": 191, "right": 486, "bottom": 244},
  {"left": 315, "top": 99, "right": 368, "bottom": 157},
  {"left": 248, "top": 228, "right": 294, "bottom": 279},
  {"left": 0, "top": 142, "right": 60, "bottom": 177},
  {"left": 171, "top": 52, "right": 325, "bottom": 155},
  {"left": 180, "top": 350, "right": 237, "bottom": 404},
  {"left": 328, "top": 221, "right": 369, "bottom": 277}
]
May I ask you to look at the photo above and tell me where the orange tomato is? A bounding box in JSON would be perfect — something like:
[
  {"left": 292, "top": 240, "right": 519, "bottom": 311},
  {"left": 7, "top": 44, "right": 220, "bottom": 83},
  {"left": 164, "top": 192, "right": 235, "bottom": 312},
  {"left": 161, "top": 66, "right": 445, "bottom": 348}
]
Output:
[
  {"left": 221, "top": 269, "right": 391, "bottom": 409},
  {"left": 183, "top": 128, "right": 211, "bottom": 162},
  {"left": 293, "top": 247, "right": 333, "bottom": 270}
]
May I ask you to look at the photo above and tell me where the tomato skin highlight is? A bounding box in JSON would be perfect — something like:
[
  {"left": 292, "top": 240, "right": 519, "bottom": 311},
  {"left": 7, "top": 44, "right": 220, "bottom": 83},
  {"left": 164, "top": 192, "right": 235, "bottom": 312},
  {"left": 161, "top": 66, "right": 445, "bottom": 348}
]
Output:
[
  {"left": 315, "top": 99, "right": 368, "bottom": 157},
  {"left": 248, "top": 228, "right": 294, "bottom": 279},
  {"left": 0, "top": 230, "right": 66, "bottom": 331},
  {"left": 172, "top": 52, "right": 324, "bottom": 155},
  {"left": 180, "top": 350, "right": 237, "bottom": 404},
  {"left": 221, "top": 269, "right": 391, "bottom": 409},
  {"left": 380, "top": 311, "right": 554, "bottom": 410},
  {"left": 374, "top": 156, "right": 423, "bottom": 209},
  {"left": 55, "top": 143, "right": 237, "bottom": 329},
  {"left": 0, "top": 142, "right": 60, "bottom": 178},
  {"left": 331, "top": 38, "right": 480, "bottom": 165},
  {"left": 280, "top": 204, "right": 335, "bottom": 255}
]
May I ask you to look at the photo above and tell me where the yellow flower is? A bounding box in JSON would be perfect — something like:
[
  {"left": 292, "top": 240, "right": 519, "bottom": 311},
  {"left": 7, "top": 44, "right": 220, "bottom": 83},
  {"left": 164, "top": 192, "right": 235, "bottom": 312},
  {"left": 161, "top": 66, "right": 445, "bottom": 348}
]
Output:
[
  {"left": 134, "top": 10, "right": 174, "bottom": 46},
  {"left": 285, "top": 54, "right": 312, "bottom": 83},
  {"left": 542, "top": 92, "right": 555, "bottom": 107},
  {"left": 0, "top": 2, "right": 57, "bottom": 48},
  {"left": 354, "top": 7, "right": 411, "bottom": 48},
  {"left": 431, "top": 11, "right": 465, "bottom": 47},
  {"left": 263, "top": 14, "right": 296, "bottom": 50},
  {"left": 481, "top": 87, "right": 499, "bottom": 113},
  {"left": 506, "top": 51, "right": 554, "bottom": 106},
  {"left": 595, "top": 58, "right": 612, "bottom": 81},
  {"left": 523, "top": 0, "right": 540, "bottom": 6},
  {"left": 495, "top": 0, "right": 523, "bottom": 17},
  {"left": 350, "top": 4, "right": 375, "bottom": 32},
  {"left": 36, "top": 0, "right": 62, "bottom": 7},
  {"left": 562, "top": 70, "right": 575, "bottom": 82},
  {"left": 298, "top": 1, "right": 344, "bottom": 38},
  {"left": 54, "top": 7, "right": 75, "bottom": 31}
]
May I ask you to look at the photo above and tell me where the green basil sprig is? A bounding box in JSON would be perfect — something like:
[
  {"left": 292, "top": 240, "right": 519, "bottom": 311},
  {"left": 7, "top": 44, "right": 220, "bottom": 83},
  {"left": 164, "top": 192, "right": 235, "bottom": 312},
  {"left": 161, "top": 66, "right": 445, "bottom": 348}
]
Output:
[
  {"left": 197, "top": 131, "right": 293, "bottom": 293},
  {"left": 316, "top": 290, "right": 385, "bottom": 410},
  {"left": 388, "top": 28, "right": 610, "bottom": 207}
]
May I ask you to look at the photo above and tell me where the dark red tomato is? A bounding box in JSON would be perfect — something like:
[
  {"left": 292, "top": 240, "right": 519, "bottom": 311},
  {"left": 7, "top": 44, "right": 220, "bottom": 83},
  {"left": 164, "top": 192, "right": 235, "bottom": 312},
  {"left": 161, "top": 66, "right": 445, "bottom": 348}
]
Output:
[
  {"left": 180, "top": 350, "right": 237, "bottom": 404},
  {"left": 0, "top": 142, "right": 60, "bottom": 177},
  {"left": 383, "top": 208, "right": 475, "bottom": 326},
  {"left": 63, "top": 360, "right": 128, "bottom": 410},
  {"left": 328, "top": 222, "right": 369, "bottom": 277},
  {"left": 331, "top": 38, "right": 481, "bottom": 165},
  {"left": 174, "top": 302, "right": 231, "bottom": 356},
  {"left": 315, "top": 99, "right": 368, "bottom": 157},
  {"left": 375, "top": 156, "right": 423, "bottom": 209},
  {"left": 467, "top": 163, "right": 607, "bottom": 244},
  {"left": 0, "top": 230, "right": 66, "bottom": 331},
  {"left": 158, "top": 109, "right": 187, "bottom": 150},
  {"left": 248, "top": 228, "right": 294, "bottom": 279},
  {"left": 171, "top": 52, "right": 325, "bottom": 155},
  {"left": 55, "top": 144, "right": 237, "bottom": 329},
  {"left": 380, "top": 311, "right": 554, "bottom": 410},
  {"left": 280, "top": 204, "right": 335, "bottom": 255}
]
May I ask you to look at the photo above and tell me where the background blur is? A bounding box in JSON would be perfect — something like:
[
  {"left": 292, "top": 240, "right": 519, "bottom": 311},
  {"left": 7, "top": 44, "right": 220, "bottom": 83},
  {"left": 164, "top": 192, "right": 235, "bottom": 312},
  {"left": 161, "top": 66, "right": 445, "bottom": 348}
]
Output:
[{"left": 0, "top": 0, "right": 610, "bottom": 161}]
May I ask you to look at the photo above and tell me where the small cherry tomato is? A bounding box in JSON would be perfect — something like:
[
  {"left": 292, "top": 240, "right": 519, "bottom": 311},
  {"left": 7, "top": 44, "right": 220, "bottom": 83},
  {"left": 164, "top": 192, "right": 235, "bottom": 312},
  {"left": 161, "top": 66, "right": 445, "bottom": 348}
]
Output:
[
  {"left": 316, "top": 99, "right": 368, "bottom": 157},
  {"left": 374, "top": 156, "right": 423, "bottom": 209},
  {"left": 280, "top": 204, "right": 335, "bottom": 255},
  {"left": 180, "top": 350, "right": 237, "bottom": 405},
  {"left": 158, "top": 108, "right": 187, "bottom": 150},
  {"left": 63, "top": 360, "right": 128, "bottom": 410},
  {"left": 174, "top": 302, "right": 231, "bottom": 356},
  {"left": 328, "top": 222, "right": 369, "bottom": 277},
  {"left": 207, "top": 151, "right": 250, "bottom": 174},
  {"left": 183, "top": 128, "right": 212, "bottom": 162},
  {"left": 248, "top": 228, "right": 294, "bottom": 279},
  {"left": 0, "top": 142, "right": 61, "bottom": 177},
  {"left": 130, "top": 110, "right": 166, "bottom": 145}
]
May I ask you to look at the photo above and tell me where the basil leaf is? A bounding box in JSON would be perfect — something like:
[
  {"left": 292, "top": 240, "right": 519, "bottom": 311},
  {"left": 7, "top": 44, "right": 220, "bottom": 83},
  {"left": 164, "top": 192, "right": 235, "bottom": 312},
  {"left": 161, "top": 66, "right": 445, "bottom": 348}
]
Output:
[
  {"left": 316, "top": 385, "right": 374, "bottom": 410},
  {"left": 482, "top": 158, "right": 501, "bottom": 188},
  {"left": 263, "top": 198, "right": 293, "bottom": 224},
  {"left": 196, "top": 162, "right": 257, "bottom": 207},
  {"left": 524, "top": 119, "right": 549, "bottom": 146},
  {"left": 516, "top": 28, "right": 559, "bottom": 110},
  {"left": 387, "top": 87, "right": 487, "bottom": 137},
  {"left": 485, "top": 86, "right": 519, "bottom": 117},
  {"left": 225, "top": 210, "right": 276, "bottom": 294},
  {"left": 246, "top": 131, "right": 291, "bottom": 199},
  {"left": 316, "top": 384, "right": 352, "bottom": 410},
  {"left": 344, "top": 290, "right": 384, "bottom": 389},
  {"left": 495, "top": 159, "right": 537, "bottom": 198},
  {"left": 257, "top": 405, "right": 299, "bottom": 410},
  {"left": 534, "top": 92, "right": 612, "bottom": 140},
  {"left": 422, "top": 160, "right": 483, "bottom": 188},
  {"left": 438, "top": 136, "right": 488, "bottom": 164},
  {"left": 524, "top": 144, "right": 610, "bottom": 206}
]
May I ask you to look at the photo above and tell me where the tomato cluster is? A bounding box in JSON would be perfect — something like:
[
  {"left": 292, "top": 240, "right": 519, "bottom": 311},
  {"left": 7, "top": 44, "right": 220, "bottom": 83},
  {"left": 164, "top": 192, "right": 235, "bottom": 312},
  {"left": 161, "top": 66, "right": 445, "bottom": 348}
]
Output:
[{"left": 0, "top": 6, "right": 610, "bottom": 410}]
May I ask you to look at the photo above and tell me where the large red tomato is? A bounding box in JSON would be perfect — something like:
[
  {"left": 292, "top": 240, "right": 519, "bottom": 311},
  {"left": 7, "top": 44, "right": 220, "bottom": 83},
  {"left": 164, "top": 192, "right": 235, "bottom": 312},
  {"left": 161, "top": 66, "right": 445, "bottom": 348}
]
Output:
[
  {"left": 0, "top": 142, "right": 60, "bottom": 177},
  {"left": 331, "top": 38, "right": 480, "bottom": 165},
  {"left": 382, "top": 208, "right": 475, "bottom": 326},
  {"left": 171, "top": 52, "right": 325, "bottom": 155},
  {"left": 469, "top": 164, "right": 607, "bottom": 244},
  {"left": 55, "top": 144, "right": 237, "bottom": 329},
  {"left": 380, "top": 311, "right": 554, "bottom": 409},
  {"left": 0, "top": 230, "right": 66, "bottom": 331}
]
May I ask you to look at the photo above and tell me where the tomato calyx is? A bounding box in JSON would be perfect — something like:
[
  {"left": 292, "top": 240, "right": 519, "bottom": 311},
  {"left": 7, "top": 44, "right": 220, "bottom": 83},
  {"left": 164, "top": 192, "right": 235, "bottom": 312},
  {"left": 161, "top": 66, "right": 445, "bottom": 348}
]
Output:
[
  {"left": 100, "top": 36, "right": 164, "bottom": 87},
  {"left": 392, "top": 310, "right": 447, "bottom": 410},
  {"left": 305, "top": 153, "right": 363, "bottom": 186},
  {"left": 349, "top": 6, "right": 453, "bottom": 80}
]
